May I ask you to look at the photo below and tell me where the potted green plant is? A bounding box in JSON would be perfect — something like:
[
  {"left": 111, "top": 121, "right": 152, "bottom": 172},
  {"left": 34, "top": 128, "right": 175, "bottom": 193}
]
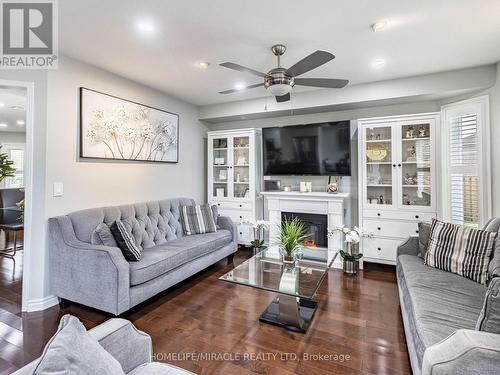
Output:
[
  {"left": 277, "top": 217, "right": 310, "bottom": 265},
  {"left": 328, "top": 226, "right": 373, "bottom": 274},
  {"left": 0, "top": 146, "right": 15, "bottom": 182}
]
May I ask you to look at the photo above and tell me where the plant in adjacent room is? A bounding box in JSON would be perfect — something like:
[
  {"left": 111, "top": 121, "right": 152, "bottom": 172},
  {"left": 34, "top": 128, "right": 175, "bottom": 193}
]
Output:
[
  {"left": 0, "top": 146, "right": 16, "bottom": 182},
  {"left": 250, "top": 220, "right": 271, "bottom": 248},
  {"left": 328, "top": 226, "right": 373, "bottom": 274},
  {"left": 277, "top": 217, "right": 310, "bottom": 264}
]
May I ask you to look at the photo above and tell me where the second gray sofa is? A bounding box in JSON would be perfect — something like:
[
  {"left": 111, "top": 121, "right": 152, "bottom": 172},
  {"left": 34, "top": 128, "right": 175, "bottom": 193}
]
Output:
[
  {"left": 397, "top": 218, "right": 500, "bottom": 375},
  {"left": 49, "top": 198, "right": 237, "bottom": 315}
]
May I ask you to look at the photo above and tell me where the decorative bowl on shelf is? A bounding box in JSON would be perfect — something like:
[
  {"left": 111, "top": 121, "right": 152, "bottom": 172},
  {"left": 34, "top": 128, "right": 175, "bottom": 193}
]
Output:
[{"left": 366, "top": 144, "right": 388, "bottom": 161}]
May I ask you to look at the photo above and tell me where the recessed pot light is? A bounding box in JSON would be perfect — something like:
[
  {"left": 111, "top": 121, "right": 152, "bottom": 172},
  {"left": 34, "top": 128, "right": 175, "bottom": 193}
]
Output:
[
  {"left": 234, "top": 82, "right": 246, "bottom": 90},
  {"left": 10, "top": 105, "right": 24, "bottom": 110},
  {"left": 371, "top": 20, "right": 388, "bottom": 32},
  {"left": 136, "top": 20, "right": 155, "bottom": 35},
  {"left": 372, "top": 58, "right": 386, "bottom": 69},
  {"left": 0, "top": 123, "right": 7, "bottom": 128},
  {"left": 17, "top": 120, "right": 25, "bottom": 125},
  {"left": 196, "top": 62, "right": 210, "bottom": 69},
  {"left": 0, "top": 102, "right": 4, "bottom": 107}
]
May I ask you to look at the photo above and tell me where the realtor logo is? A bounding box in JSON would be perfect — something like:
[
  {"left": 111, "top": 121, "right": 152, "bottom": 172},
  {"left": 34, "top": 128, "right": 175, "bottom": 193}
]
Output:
[{"left": 0, "top": 0, "right": 58, "bottom": 69}]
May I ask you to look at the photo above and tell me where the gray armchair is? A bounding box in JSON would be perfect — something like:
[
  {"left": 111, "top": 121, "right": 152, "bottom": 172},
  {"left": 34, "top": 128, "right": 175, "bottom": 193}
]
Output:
[{"left": 12, "top": 318, "right": 194, "bottom": 374}]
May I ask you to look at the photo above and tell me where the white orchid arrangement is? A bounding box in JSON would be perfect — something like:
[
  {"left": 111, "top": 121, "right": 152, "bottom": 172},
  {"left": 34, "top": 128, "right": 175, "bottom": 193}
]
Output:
[
  {"left": 328, "top": 225, "right": 373, "bottom": 244},
  {"left": 251, "top": 220, "right": 271, "bottom": 248},
  {"left": 328, "top": 225, "right": 373, "bottom": 261}
]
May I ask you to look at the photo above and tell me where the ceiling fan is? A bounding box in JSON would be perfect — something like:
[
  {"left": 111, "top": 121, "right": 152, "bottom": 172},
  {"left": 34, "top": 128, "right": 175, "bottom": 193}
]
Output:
[{"left": 219, "top": 44, "right": 349, "bottom": 103}]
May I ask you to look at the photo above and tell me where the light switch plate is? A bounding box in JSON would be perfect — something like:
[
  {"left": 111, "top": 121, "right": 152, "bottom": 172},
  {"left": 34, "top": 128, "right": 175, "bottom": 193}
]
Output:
[{"left": 53, "top": 182, "right": 64, "bottom": 197}]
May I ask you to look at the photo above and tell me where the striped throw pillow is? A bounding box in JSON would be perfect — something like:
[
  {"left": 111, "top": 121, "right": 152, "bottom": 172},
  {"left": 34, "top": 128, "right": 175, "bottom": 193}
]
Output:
[
  {"left": 181, "top": 204, "right": 217, "bottom": 235},
  {"left": 424, "top": 219, "right": 497, "bottom": 284},
  {"left": 109, "top": 220, "right": 142, "bottom": 261}
]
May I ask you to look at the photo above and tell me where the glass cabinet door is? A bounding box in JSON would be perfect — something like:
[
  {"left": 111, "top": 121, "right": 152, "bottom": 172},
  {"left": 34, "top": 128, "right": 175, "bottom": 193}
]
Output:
[
  {"left": 212, "top": 137, "right": 229, "bottom": 198},
  {"left": 400, "top": 123, "right": 432, "bottom": 207},
  {"left": 365, "top": 126, "right": 394, "bottom": 206},
  {"left": 232, "top": 136, "right": 250, "bottom": 199}
]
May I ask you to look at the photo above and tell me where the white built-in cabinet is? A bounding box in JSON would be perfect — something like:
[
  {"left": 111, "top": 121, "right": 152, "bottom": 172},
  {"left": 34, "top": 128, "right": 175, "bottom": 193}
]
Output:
[
  {"left": 207, "top": 129, "right": 262, "bottom": 245},
  {"left": 358, "top": 113, "right": 439, "bottom": 264}
]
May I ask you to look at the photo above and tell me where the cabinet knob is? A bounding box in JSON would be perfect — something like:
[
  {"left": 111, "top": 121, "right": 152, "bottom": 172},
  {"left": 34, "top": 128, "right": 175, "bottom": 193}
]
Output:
[
  {"left": 239, "top": 204, "right": 242, "bottom": 208},
  {"left": 377, "top": 247, "right": 381, "bottom": 251},
  {"left": 217, "top": 203, "right": 221, "bottom": 206},
  {"left": 397, "top": 163, "right": 402, "bottom": 167},
  {"left": 377, "top": 213, "right": 381, "bottom": 217},
  {"left": 392, "top": 164, "right": 396, "bottom": 167},
  {"left": 239, "top": 216, "right": 242, "bottom": 219},
  {"left": 416, "top": 230, "right": 419, "bottom": 234},
  {"left": 377, "top": 227, "right": 381, "bottom": 231},
  {"left": 239, "top": 232, "right": 242, "bottom": 235},
  {"left": 415, "top": 215, "right": 419, "bottom": 219}
]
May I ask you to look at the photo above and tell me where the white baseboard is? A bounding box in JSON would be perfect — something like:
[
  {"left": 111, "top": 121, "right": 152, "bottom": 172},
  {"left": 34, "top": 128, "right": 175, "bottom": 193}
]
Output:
[{"left": 25, "top": 295, "right": 59, "bottom": 312}]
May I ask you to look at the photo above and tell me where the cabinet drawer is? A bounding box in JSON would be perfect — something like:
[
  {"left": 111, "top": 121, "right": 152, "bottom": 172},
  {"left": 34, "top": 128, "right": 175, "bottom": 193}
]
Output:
[
  {"left": 218, "top": 209, "right": 253, "bottom": 223},
  {"left": 364, "top": 219, "right": 420, "bottom": 238},
  {"left": 237, "top": 223, "right": 253, "bottom": 245},
  {"left": 363, "top": 237, "right": 404, "bottom": 262},
  {"left": 363, "top": 210, "right": 435, "bottom": 222},
  {"left": 211, "top": 200, "right": 252, "bottom": 211}
]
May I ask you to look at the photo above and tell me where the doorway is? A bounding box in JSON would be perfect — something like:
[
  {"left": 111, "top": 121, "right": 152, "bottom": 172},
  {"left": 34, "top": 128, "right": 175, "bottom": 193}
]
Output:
[{"left": 0, "top": 86, "right": 27, "bottom": 312}]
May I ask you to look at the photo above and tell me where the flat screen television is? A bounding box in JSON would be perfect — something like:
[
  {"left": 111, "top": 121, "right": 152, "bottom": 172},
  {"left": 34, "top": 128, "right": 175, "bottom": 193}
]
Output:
[{"left": 262, "top": 121, "right": 351, "bottom": 176}]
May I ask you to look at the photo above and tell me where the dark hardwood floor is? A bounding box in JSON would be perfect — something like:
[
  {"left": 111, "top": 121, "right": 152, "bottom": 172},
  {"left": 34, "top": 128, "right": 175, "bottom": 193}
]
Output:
[{"left": 0, "top": 249, "right": 411, "bottom": 375}]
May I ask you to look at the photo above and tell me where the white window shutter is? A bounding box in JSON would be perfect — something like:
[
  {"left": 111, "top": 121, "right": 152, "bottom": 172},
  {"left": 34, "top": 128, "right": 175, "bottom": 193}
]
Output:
[{"left": 441, "top": 97, "right": 491, "bottom": 228}]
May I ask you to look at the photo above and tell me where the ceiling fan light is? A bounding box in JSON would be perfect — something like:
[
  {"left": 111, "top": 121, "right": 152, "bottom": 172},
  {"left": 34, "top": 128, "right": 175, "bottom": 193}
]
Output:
[{"left": 267, "top": 84, "right": 292, "bottom": 97}]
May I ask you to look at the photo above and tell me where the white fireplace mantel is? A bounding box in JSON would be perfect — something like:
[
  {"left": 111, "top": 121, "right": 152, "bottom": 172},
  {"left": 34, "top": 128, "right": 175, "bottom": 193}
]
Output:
[{"left": 261, "top": 191, "right": 351, "bottom": 269}]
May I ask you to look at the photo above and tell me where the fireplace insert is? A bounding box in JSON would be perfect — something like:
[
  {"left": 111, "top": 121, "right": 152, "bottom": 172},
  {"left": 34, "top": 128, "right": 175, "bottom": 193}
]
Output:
[{"left": 281, "top": 212, "right": 328, "bottom": 248}]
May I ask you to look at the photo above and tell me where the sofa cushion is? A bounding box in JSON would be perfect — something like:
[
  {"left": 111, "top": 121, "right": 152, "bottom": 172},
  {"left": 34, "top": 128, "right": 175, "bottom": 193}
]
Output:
[
  {"left": 129, "top": 230, "right": 232, "bottom": 286},
  {"left": 397, "top": 255, "right": 486, "bottom": 365},
  {"left": 476, "top": 277, "right": 500, "bottom": 334},
  {"left": 68, "top": 198, "right": 195, "bottom": 249},
  {"left": 110, "top": 220, "right": 142, "bottom": 261},
  {"left": 181, "top": 204, "right": 217, "bottom": 235},
  {"left": 417, "top": 222, "right": 431, "bottom": 258},
  {"left": 91, "top": 222, "right": 118, "bottom": 247},
  {"left": 424, "top": 219, "right": 497, "bottom": 284},
  {"left": 34, "top": 314, "right": 124, "bottom": 375},
  {"left": 484, "top": 217, "right": 500, "bottom": 280}
]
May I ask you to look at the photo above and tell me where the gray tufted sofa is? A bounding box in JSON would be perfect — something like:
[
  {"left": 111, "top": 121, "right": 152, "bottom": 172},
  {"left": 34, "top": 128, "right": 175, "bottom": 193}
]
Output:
[{"left": 48, "top": 198, "right": 237, "bottom": 315}]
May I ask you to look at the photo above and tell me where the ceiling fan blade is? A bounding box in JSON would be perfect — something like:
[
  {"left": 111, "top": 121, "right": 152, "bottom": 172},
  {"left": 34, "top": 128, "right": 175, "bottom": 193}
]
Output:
[
  {"left": 275, "top": 93, "right": 290, "bottom": 103},
  {"left": 219, "top": 62, "right": 267, "bottom": 78},
  {"left": 287, "top": 50, "right": 335, "bottom": 77},
  {"left": 294, "top": 78, "right": 349, "bottom": 88},
  {"left": 219, "top": 82, "right": 264, "bottom": 94}
]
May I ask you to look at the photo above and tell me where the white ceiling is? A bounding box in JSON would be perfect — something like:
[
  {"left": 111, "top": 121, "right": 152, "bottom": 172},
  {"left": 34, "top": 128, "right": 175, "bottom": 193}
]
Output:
[
  {"left": 0, "top": 87, "right": 27, "bottom": 133},
  {"left": 59, "top": 0, "right": 500, "bottom": 106}
]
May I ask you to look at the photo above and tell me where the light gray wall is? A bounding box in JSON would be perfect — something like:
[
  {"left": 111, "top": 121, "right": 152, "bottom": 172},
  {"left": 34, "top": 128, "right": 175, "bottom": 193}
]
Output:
[
  {"left": 46, "top": 57, "right": 208, "bottom": 217},
  {"left": 0, "top": 131, "right": 26, "bottom": 144}
]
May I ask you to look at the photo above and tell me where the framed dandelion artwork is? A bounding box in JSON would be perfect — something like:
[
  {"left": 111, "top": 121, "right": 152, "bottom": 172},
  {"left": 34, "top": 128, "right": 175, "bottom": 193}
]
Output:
[{"left": 79, "top": 88, "right": 179, "bottom": 163}]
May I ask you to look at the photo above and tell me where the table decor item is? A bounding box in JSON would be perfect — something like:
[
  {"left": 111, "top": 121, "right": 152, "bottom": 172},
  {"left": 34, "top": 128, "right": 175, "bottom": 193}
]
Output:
[
  {"left": 300, "top": 181, "right": 312, "bottom": 193},
  {"left": 277, "top": 217, "right": 310, "bottom": 265},
  {"left": 327, "top": 176, "right": 339, "bottom": 193},
  {"left": 328, "top": 225, "right": 373, "bottom": 275},
  {"left": 250, "top": 220, "right": 271, "bottom": 249}
]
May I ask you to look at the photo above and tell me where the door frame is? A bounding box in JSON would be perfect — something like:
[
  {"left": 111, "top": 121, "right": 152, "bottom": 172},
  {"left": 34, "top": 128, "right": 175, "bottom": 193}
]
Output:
[{"left": 0, "top": 79, "right": 35, "bottom": 312}]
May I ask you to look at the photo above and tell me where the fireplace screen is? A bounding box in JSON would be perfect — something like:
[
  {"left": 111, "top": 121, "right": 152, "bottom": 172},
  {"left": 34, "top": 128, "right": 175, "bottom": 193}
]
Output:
[{"left": 281, "top": 212, "right": 328, "bottom": 248}]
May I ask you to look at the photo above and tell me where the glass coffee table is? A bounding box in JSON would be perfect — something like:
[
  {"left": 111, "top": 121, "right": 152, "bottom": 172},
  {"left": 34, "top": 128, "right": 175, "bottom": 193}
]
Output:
[{"left": 220, "top": 246, "right": 336, "bottom": 332}]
